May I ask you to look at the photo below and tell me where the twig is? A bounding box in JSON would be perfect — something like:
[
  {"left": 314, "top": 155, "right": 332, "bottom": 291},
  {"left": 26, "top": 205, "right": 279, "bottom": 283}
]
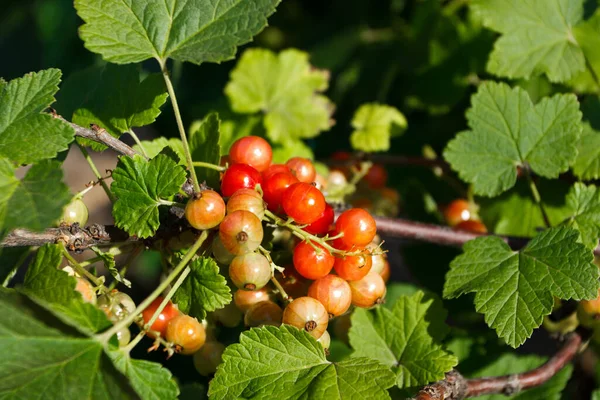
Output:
[
  {"left": 0, "top": 224, "right": 132, "bottom": 251},
  {"left": 411, "top": 332, "right": 582, "bottom": 399},
  {"left": 55, "top": 115, "right": 141, "bottom": 158}
]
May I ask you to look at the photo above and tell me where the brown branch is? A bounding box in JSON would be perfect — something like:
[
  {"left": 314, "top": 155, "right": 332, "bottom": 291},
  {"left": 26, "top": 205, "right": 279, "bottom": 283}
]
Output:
[
  {"left": 53, "top": 115, "right": 141, "bottom": 158},
  {"left": 412, "top": 332, "right": 582, "bottom": 400},
  {"left": 1, "top": 224, "right": 133, "bottom": 251},
  {"left": 373, "top": 215, "right": 600, "bottom": 255}
]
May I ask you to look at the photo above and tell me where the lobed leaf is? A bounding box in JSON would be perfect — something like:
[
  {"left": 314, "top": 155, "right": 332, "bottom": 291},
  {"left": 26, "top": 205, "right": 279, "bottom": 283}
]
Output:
[
  {"left": 209, "top": 325, "right": 395, "bottom": 399},
  {"left": 0, "top": 69, "right": 74, "bottom": 165},
  {"left": 444, "top": 82, "right": 582, "bottom": 197},
  {"left": 189, "top": 112, "right": 221, "bottom": 189},
  {"left": 444, "top": 226, "right": 599, "bottom": 347},
  {"left": 111, "top": 154, "right": 187, "bottom": 238},
  {"left": 225, "top": 48, "right": 334, "bottom": 144},
  {"left": 75, "top": 0, "right": 280, "bottom": 65},
  {"left": 349, "top": 291, "right": 456, "bottom": 390},
  {"left": 350, "top": 103, "right": 407, "bottom": 152},
  {"left": 172, "top": 257, "right": 231, "bottom": 320},
  {"left": 573, "top": 122, "right": 600, "bottom": 180},
  {"left": 565, "top": 183, "right": 600, "bottom": 249}
]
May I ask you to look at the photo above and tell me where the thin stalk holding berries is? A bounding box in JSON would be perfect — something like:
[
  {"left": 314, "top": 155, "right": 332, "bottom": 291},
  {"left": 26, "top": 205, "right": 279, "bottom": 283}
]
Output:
[
  {"left": 76, "top": 142, "right": 116, "bottom": 203},
  {"left": 193, "top": 161, "right": 226, "bottom": 172},
  {"left": 96, "top": 230, "right": 208, "bottom": 346},
  {"left": 159, "top": 60, "right": 200, "bottom": 193},
  {"left": 61, "top": 246, "right": 108, "bottom": 292}
]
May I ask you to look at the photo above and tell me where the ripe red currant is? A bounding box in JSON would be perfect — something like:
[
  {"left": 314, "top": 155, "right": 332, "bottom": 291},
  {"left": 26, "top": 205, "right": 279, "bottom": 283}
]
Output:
[
  {"left": 308, "top": 275, "right": 352, "bottom": 318},
  {"left": 185, "top": 190, "right": 226, "bottom": 230},
  {"left": 276, "top": 267, "right": 310, "bottom": 299},
  {"left": 333, "top": 252, "right": 372, "bottom": 281},
  {"left": 219, "top": 210, "right": 264, "bottom": 255},
  {"left": 349, "top": 271, "right": 386, "bottom": 308},
  {"left": 443, "top": 199, "right": 472, "bottom": 227},
  {"left": 166, "top": 314, "right": 206, "bottom": 355},
  {"left": 282, "top": 182, "right": 326, "bottom": 225},
  {"left": 229, "top": 136, "right": 272, "bottom": 172},
  {"left": 335, "top": 208, "right": 377, "bottom": 248},
  {"left": 229, "top": 252, "right": 272, "bottom": 291},
  {"left": 226, "top": 188, "right": 265, "bottom": 220},
  {"left": 141, "top": 296, "right": 181, "bottom": 338},
  {"left": 304, "top": 203, "right": 334, "bottom": 235},
  {"left": 286, "top": 157, "right": 316, "bottom": 183},
  {"left": 454, "top": 220, "right": 487, "bottom": 233},
  {"left": 62, "top": 198, "right": 89, "bottom": 226},
  {"left": 262, "top": 164, "right": 292, "bottom": 180},
  {"left": 244, "top": 301, "right": 283, "bottom": 327},
  {"left": 293, "top": 241, "right": 335, "bottom": 280},
  {"left": 262, "top": 172, "right": 298, "bottom": 212},
  {"left": 282, "top": 296, "right": 329, "bottom": 339},
  {"left": 363, "top": 164, "right": 388, "bottom": 189},
  {"left": 193, "top": 341, "right": 226, "bottom": 376},
  {"left": 234, "top": 288, "right": 272, "bottom": 312},
  {"left": 220, "top": 164, "right": 262, "bottom": 197}
]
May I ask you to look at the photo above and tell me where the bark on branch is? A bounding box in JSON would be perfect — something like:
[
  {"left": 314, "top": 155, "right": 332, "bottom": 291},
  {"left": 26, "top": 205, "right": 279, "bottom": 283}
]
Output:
[{"left": 411, "top": 332, "right": 582, "bottom": 400}]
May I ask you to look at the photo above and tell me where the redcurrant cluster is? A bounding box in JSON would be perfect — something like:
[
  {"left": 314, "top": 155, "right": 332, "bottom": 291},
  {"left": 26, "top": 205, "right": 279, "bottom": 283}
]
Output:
[
  {"left": 182, "top": 136, "right": 389, "bottom": 356},
  {"left": 443, "top": 198, "right": 487, "bottom": 233}
]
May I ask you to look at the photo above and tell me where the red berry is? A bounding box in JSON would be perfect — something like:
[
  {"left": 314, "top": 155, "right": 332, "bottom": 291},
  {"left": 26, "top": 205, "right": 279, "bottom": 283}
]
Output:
[
  {"left": 262, "top": 172, "right": 298, "bottom": 212},
  {"left": 166, "top": 314, "right": 206, "bottom": 355},
  {"left": 349, "top": 271, "right": 386, "bottom": 308},
  {"left": 293, "top": 241, "right": 335, "bottom": 280},
  {"left": 444, "top": 199, "right": 472, "bottom": 227},
  {"left": 454, "top": 220, "right": 487, "bottom": 233},
  {"left": 282, "top": 297, "right": 329, "bottom": 339},
  {"left": 220, "top": 164, "right": 262, "bottom": 197},
  {"left": 286, "top": 157, "right": 316, "bottom": 183},
  {"left": 185, "top": 190, "right": 226, "bottom": 230},
  {"left": 244, "top": 301, "right": 283, "bottom": 327},
  {"left": 141, "top": 297, "right": 181, "bottom": 338},
  {"left": 304, "top": 203, "right": 334, "bottom": 235},
  {"left": 363, "top": 164, "right": 387, "bottom": 189},
  {"left": 227, "top": 188, "right": 265, "bottom": 219},
  {"left": 229, "top": 253, "right": 272, "bottom": 291},
  {"left": 282, "top": 182, "right": 326, "bottom": 225},
  {"left": 234, "top": 288, "right": 272, "bottom": 312},
  {"left": 262, "top": 164, "right": 292, "bottom": 180},
  {"left": 308, "top": 275, "right": 352, "bottom": 318},
  {"left": 335, "top": 208, "right": 377, "bottom": 248},
  {"left": 333, "top": 252, "right": 372, "bottom": 281},
  {"left": 229, "top": 136, "right": 272, "bottom": 172},
  {"left": 219, "top": 210, "right": 264, "bottom": 255}
]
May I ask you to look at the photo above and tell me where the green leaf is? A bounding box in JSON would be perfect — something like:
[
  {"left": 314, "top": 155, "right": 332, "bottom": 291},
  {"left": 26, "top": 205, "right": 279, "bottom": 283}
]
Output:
[
  {"left": 478, "top": 180, "right": 572, "bottom": 237},
  {"left": 22, "top": 244, "right": 112, "bottom": 335},
  {"left": 565, "top": 183, "right": 600, "bottom": 249},
  {"left": 0, "top": 289, "right": 134, "bottom": 400},
  {"left": 72, "top": 64, "right": 168, "bottom": 152},
  {"left": 75, "top": 0, "right": 280, "bottom": 65},
  {"left": 179, "top": 383, "right": 207, "bottom": 400},
  {"left": 573, "top": 122, "right": 600, "bottom": 180},
  {"left": 349, "top": 103, "right": 407, "bottom": 153},
  {"left": 443, "top": 226, "right": 599, "bottom": 347},
  {"left": 0, "top": 69, "right": 74, "bottom": 164},
  {"left": 189, "top": 112, "right": 221, "bottom": 188},
  {"left": 172, "top": 257, "right": 231, "bottom": 320},
  {"left": 111, "top": 154, "right": 187, "bottom": 238},
  {"left": 209, "top": 325, "right": 395, "bottom": 399},
  {"left": 349, "top": 291, "right": 457, "bottom": 390},
  {"left": 108, "top": 350, "right": 179, "bottom": 400},
  {"left": 444, "top": 82, "right": 582, "bottom": 197},
  {"left": 593, "top": 389, "right": 600, "bottom": 400},
  {"left": 133, "top": 137, "right": 185, "bottom": 164},
  {"left": 91, "top": 246, "right": 131, "bottom": 288},
  {"left": 571, "top": 10, "right": 600, "bottom": 93},
  {"left": 0, "top": 246, "right": 30, "bottom": 285},
  {"left": 472, "top": 353, "right": 572, "bottom": 400},
  {"left": 0, "top": 159, "right": 71, "bottom": 238},
  {"left": 225, "top": 48, "right": 334, "bottom": 144},
  {"left": 472, "top": 0, "right": 585, "bottom": 82}
]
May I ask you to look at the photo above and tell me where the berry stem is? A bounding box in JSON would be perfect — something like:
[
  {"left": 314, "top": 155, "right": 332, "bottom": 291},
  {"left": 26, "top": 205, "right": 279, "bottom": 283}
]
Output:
[
  {"left": 270, "top": 276, "right": 290, "bottom": 302},
  {"left": 192, "top": 161, "right": 226, "bottom": 172},
  {"left": 160, "top": 60, "right": 200, "bottom": 193},
  {"left": 263, "top": 209, "right": 362, "bottom": 257},
  {"left": 127, "top": 129, "right": 148, "bottom": 157},
  {"left": 61, "top": 245, "right": 108, "bottom": 293},
  {"left": 76, "top": 142, "right": 116, "bottom": 203},
  {"left": 525, "top": 168, "right": 552, "bottom": 228},
  {"left": 95, "top": 230, "right": 208, "bottom": 346}
]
